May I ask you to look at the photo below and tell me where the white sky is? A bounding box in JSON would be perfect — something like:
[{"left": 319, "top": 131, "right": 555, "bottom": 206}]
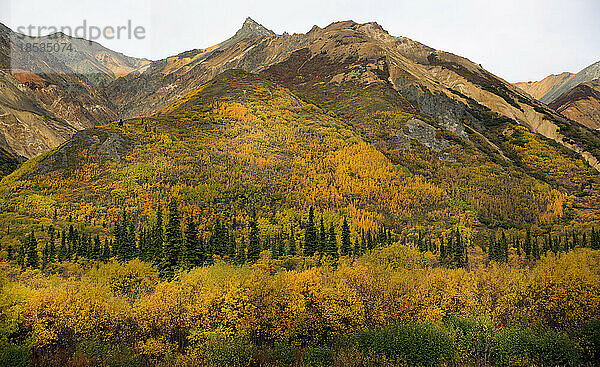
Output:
[{"left": 1, "top": 0, "right": 599, "bottom": 83}]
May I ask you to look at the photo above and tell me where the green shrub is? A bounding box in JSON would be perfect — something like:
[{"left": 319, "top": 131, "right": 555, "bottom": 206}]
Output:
[
  {"left": 194, "top": 332, "right": 254, "bottom": 367},
  {"left": 580, "top": 318, "right": 600, "bottom": 363},
  {"left": 356, "top": 322, "right": 453, "bottom": 366},
  {"left": 303, "top": 345, "right": 333, "bottom": 367},
  {"left": 494, "top": 327, "right": 580, "bottom": 367},
  {"left": 447, "top": 316, "right": 494, "bottom": 364},
  {"left": 0, "top": 343, "right": 29, "bottom": 367},
  {"left": 261, "top": 342, "right": 296, "bottom": 366}
]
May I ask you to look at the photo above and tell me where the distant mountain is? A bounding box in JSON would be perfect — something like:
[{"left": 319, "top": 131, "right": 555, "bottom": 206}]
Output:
[
  {"left": 549, "top": 79, "right": 600, "bottom": 130},
  {"left": 0, "top": 22, "right": 149, "bottom": 158},
  {"left": 539, "top": 61, "right": 600, "bottom": 104},
  {"left": 514, "top": 72, "right": 574, "bottom": 100},
  {"left": 516, "top": 61, "right": 600, "bottom": 131}
]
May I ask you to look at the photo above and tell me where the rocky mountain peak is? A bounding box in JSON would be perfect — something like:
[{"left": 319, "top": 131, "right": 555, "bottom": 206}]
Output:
[{"left": 216, "top": 17, "right": 275, "bottom": 51}]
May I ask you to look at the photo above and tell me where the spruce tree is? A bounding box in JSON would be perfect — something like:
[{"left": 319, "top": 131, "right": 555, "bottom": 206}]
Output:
[
  {"left": 327, "top": 222, "right": 338, "bottom": 259},
  {"left": 532, "top": 236, "right": 540, "bottom": 260},
  {"left": 182, "top": 216, "right": 200, "bottom": 269},
  {"left": 235, "top": 237, "right": 246, "bottom": 265},
  {"left": 288, "top": 225, "right": 297, "bottom": 256},
  {"left": 150, "top": 205, "right": 164, "bottom": 263},
  {"left": 319, "top": 217, "right": 326, "bottom": 255},
  {"left": 160, "top": 199, "right": 183, "bottom": 278},
  {"left": 25, "top": 231, "right": 39, "bottom": 269},
  {"left": 6, "top": 244, "right": 13, "bottom": 262},
  {"left": 247, "top": 219, "right": 261, "bottom": 263},
  {"left": 304, "top": 207, "right": 317, "bottom": 256},
  {"left": 524, "top": 229, "right": 532, "bottom": 259},
  {"left": 340, "top": 217, "right": 351, "bottom": 256}
]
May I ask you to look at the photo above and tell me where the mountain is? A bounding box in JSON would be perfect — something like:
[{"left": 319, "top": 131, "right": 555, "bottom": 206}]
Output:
[
  {"left": 548, "top": 79, "right": 600, "bottom": 130},
  {"left": 1, "top": 18, "right": 600, "bottom": 236},
  {"left": 516, "top": 61, "right": 600, "bottom": 131},
  {"left": 106, "top": 20, "right": 600, "bottom": 171},
  {"left": 0, "top": 22, "right": 149, "bottom": 159},
  {"left": 2, "top": 67, "right": 599, "bottom": 238},
  {"left": 539, "top": 61, "right": 600, "bottom": 104},
  {"left": 514, "top": 72, "right": 574, "bottom": 100}
]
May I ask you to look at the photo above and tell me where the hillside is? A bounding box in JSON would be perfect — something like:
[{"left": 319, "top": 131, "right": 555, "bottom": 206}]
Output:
[
  {"left": 106, "top": 20, "right": 600, "bottom": 171},
  {"left": 1, "top": 69, "right": 599, "bottom": 248}
]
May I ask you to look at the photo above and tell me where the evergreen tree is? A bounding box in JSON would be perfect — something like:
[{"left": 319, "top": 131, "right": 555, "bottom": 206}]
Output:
[
  {"left": 288, "top": 225, "right": 297, "bottom": 256},
  {"left": 235, "top": 237, "right": 246, "bottom": 265},
  {"left": 440, "top": 236, "right": 447, "bottom": 263},
  {"left": 340, "top": 217, "right": 351, "bottom": 256},
  {"left": 41, "top": 245, "right": 49, "bottom": 269},
  {"left": 92, "top": 235, "right": 101, "bottom": 260},
  {"left": 25, "top": 231, "right": 39, "bottom": 269},
  {"left": 453, "top": 229, "right": 464, "bottom": 267},
  {"left": 274, "top": 232, "right": 284, "bottom": 259},
  {"left": 149, "top": 205, "right": 164, "bottom": 263},
  {"left": 58, "top": 235, "right": 67, "bottom": 262},
  {"left": 501, "top": 231, "right": 509, "bottom": 262},
  {"left": 160, "top": 200, "right": 183, "bottom": 278},
  {"left": 6, "top": 244, "right": 13, "bottom": 262},
  {"left": 304, "top": 207, "right": 317, "bottom": 256},
  {"left": 182, "top": 216, "right": 200, "bottom": 269},
  {"left": 327, "top": 222, "right": 338, "bottom": 259},
  {"left": 319, "top": 217, "right": 326, "bottom": 255},
  {"left": 532, "top": 236, "right": 540, "bottom": 260},
  {"left": 524, "top": 229, "right": 532, "bottom": 259},
  {"left": 247, "top": 219, "right": 261, "bottom": 263}
]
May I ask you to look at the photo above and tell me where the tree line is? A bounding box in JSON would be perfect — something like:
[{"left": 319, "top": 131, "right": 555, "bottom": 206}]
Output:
[{"left": 6, "top": 201, "right": 600, "bottom": 276}]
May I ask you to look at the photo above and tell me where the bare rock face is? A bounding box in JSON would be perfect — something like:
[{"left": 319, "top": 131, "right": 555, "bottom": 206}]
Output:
[{"left": 402, "top": 118, "right": 449, "bottom": 152}]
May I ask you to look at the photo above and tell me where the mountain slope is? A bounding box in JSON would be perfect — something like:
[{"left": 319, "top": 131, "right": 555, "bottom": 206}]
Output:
[
  {"left": 2, "top": 69, "right": 599, "bottom": 240},
  {"left": 548, "top": 79, "right": 600, "bottom": 130},
  {"left": 106, "top": 19, "right": 600, "bottom": 171},
  {"left": 540, "top": 61, "right": 600, "bottom": 104},
  {"left": 514, "top": 72, "right": 574, "bottom": 100},
  {"left": 0, "top": 22, "right": 150, "bottom": 158}
]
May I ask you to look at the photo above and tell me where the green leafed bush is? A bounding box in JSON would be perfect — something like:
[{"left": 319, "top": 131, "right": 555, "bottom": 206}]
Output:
[{"left": 355, "top": 322, "right": 453, "bottom": 366}]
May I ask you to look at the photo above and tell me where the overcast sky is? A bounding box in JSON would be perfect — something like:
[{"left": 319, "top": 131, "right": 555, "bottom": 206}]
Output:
[{"left": 1, "top": 0, "right": 599, "bottom": 82}]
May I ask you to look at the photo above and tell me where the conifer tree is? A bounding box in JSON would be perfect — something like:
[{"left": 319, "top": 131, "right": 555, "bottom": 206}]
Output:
[
  {"left": 524, "top": 229, "right": 532, "bottom": 259},
  {"left": 304, "top": 207, "right": 317, "bottom": 256},
  {"left": 288, "top": 225, "right": 297, "bottom": 256},
  {"left": 319, "top": 217, "right": 326, "bottom": 255},
  {"left": 532, "top": 236, "right": 540, "bottom": 260},
  {"left": 149, "top": 205, "right": 164, "bottom": 263},
  {"left": 160, "top": 199, "right": 183, "bottom": 278},
  {"left": 340, "top": 217, "right": 351, "bottom": 256},
  {"left": 6, "top": 244, "right": 13, "bottom": 262},
  {"left": 41, "top": 245, "right": 48, "bottom": 269},
  {"left": 247, "top": 219, "right": 261, "bottom": 263},
  {"left": 327, "top": 222, "right": 338, "bottom": 259},
  {"left": 25, "top": 231, "right": 39, "bottom": 269},
  {"left": 440, "top": 236, "right": 447, "bottom": 263},
  {"left": 182, "top": 216, "right": 200, "bottom": 269},
  {"left": 235, "top": 237, "right": 246, "bottom": 265}
]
